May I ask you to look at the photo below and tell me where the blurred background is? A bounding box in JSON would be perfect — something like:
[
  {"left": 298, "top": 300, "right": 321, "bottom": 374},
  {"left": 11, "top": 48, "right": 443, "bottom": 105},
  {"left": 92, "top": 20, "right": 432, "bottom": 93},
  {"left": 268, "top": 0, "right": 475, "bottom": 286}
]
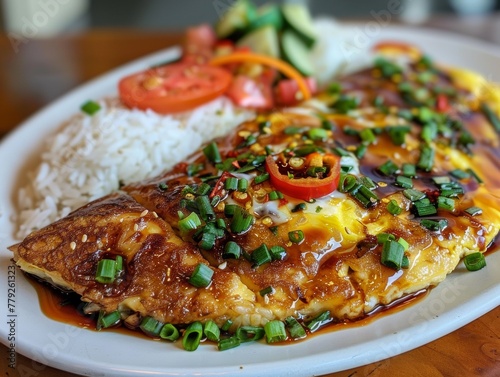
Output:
[{"left": 1, "top": 0, "right": 500, "bottom": 44}]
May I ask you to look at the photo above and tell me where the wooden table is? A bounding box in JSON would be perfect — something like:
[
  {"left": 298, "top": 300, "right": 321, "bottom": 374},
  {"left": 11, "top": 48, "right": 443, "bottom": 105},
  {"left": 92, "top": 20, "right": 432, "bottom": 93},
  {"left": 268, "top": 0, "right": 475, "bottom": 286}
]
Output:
[{"left": 0, "top": 28, "right": 499, "bottom": 377}]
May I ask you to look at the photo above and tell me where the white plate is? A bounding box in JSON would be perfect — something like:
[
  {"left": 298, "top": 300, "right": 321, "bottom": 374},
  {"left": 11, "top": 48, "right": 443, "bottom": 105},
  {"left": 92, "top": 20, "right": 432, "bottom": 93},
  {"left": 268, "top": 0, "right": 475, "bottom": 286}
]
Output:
[{"left": 1, "top": 26, "right": 499, "bottom": 377}]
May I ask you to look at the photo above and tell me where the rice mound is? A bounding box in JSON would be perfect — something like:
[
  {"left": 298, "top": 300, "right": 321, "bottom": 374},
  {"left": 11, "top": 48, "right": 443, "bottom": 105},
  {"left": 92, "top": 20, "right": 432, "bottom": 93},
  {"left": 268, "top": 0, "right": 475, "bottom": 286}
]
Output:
[{"left": 16, "top": 97, "right": 255, "bottom": 239}]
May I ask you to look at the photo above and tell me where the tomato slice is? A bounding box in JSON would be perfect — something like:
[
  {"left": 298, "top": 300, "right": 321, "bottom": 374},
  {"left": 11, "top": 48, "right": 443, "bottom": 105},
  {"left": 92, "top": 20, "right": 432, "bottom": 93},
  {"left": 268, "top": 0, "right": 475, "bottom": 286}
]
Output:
[
  {"left": 275, "top": 77, "right": 317, "bottom": 106},
  {"left": 265, "top": 153, "right": 341, "bottom": 201},
  {"left": 226, "top": 75, "right": 274, "bottom": 109},
  {"left": 118, "top": 63, "right": 232, "bottom": 114}
]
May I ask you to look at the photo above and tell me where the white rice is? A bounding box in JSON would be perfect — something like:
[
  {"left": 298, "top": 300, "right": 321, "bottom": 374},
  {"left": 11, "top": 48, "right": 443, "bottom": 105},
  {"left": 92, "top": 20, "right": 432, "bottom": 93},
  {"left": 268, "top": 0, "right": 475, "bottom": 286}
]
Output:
[{"left": 16, "top": 97, "right": 255, "bottom": 239}]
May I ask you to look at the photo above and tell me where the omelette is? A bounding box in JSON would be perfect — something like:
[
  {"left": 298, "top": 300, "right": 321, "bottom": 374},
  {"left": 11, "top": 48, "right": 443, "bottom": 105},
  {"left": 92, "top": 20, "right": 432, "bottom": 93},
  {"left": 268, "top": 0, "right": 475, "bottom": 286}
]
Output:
[{"left": 10, "top": 51, "right": 500, "bottom": 347}]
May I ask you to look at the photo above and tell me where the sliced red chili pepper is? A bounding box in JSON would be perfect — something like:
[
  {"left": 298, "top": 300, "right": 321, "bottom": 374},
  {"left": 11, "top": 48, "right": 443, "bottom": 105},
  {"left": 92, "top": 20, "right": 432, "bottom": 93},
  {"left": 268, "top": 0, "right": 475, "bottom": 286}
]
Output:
[
  {"left": 265, "top": 153, "right": 341, "bottom": 201},
  {"left": 210, "top": 171, "right": 235, "bottom": 199},
  {"left": 436, "top": 94, "right": 451, "bottom": 113}
]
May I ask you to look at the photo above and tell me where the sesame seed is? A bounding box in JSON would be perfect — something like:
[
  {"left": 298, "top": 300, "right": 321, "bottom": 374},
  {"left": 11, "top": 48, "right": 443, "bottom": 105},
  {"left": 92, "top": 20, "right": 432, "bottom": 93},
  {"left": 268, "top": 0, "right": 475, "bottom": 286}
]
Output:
[
  {"left": 218, "top": 262, "right": 227, "bottom": 270},
  {"left": 70, "top": 242, "right": 76, "bottom": 250},
  {"left": 81, "top": 234, "right": 88, "bottom": 242},
  {"left": 152, "top": 211, "right": 158, "bottom": 218},
  {"left": 140, "top": 209, "right": 149, "bottom": 217},
  {"left": 134, "top": 224, "right": 139, "bottom": 231}
]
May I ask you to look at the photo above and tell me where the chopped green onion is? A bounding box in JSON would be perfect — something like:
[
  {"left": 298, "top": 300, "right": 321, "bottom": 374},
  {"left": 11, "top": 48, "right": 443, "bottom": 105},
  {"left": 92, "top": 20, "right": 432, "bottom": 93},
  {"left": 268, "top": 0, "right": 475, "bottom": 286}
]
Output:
[
  {"left": 187, "top": 163, "right": 204, "bottom": 177},
  {"left": 388, "top": 125, "right": 410, "bottom": 146},
  {"left": 189, "top": 263, "right": 214, "bottom": 288},
  {"left": 421, "top": 122, "right": 437, "bottom": 144},
  {"left": 264, "top": 320, "right": 287, "bottom": 343},
  {"left": 387, "top": 199, "right": 403, "bottom": 215},
  {"left": 402, "top": 255, "right": 410, "bottom": 269},
  {"left": 381, "top": 240, "right": 405, "bottom": 270},
  {"left": 254, "top": 173, "right": 270, "bottom": 184},
  {"left": 230, "top": 207, "right": 254, "bottom": 234},
  {"left": 259, "top": 286, "right": 275, "bottom": 296},
  {"left": 203, "top": 320, "right": 221, "bottom": 342},
  {"left": 395, "top": 175, "right": 413, "bottom": 189},
  {"left": 178, "top": 212, "right": 201, "bottom": 232},
  {"left": 450, "top": 169, "right": 470, "bottom": 180},
  {"left": 421, "top": 219, "right": 448, "bottom": 231},
  {"left": 223, "top": 241, "right": 241, "bottom": 259},
  {"left": 196, "top": 183, "right": 211, "bottom": 196},
  {"left": 338, "top": 174, "right": 357, "bottom": 193},
  {"left": 432, "top": 176, "right": 451, "bottom": 185},
  {"left": 377, "top": 233, "right": 395, "bottom": 244},
  {"left": 437, "top": 196, "right": 455, "bottom": 211},
  {"left": 218, "top": 336, "right": 240, "bottom": 351},
  {"left": 251, "top": 244, "right": 272, "bottom": 267},
  {"left": 268, "top": 190, "right": 284, "bottom": 201},
  {"left": 465, "top": 206, "right": 483, "bottom": 216},
  {"left": 332, "top": 95, "right": 359, "bottom": 114},
  {"left": 115, "top": 255, "right": 123, "bottom": 276},
  {"left": 466, "top": 168, "right": 483, "bottom": 184},
  {"left": 237, "top": 178, "right": 248, "bottom": 192},
  {"left": 375, "top": 57, "right": 402, "bottom": 77},
  {"left": 160, "top": 323, "right": 180, "bottom": 341},
  {"left": 98, "top": 311, "right": 121, "bottom": 329},
  {"left": 360, "top": 176, "right": 377, "bottom": 190},
  {"left": 270, "top": 245, "right": 287, "bottom": 261},
  {"left": 463, "top": 252, "right": 487, "bottom": 271},
  {"left": 284, "top": 126, "right": 305, "bottom": 135},
  {"left": 196, "top": 195, "right": 215, "bottom": 222},
  {"left": 332, "top": 147, "right": 350, "bottom": 157},
  {"left": 288, "top": 230, "right": 305, "bottom": 244},
  {"left": 224, "top": 204, "right": 238, "bottom": 217},
  {"left": 379, "top": 160, "right": 399, "bottom": 176},
  {"left": 403, "top": 189, "right": 426, "bottom": 202},
  {"left": 307, "top": 166, "right": 327, "bottom": 177},
  {"left": 216, "top": 217, "right": 226, "bottom": 229},
  {"left": 199, "top": 232, "right": 216, "bottom": 250},
  {"left": 291, "top": 203, "right": 307, "bottom": 213},
  {"left": 413, "top": 199, "right": 437, "bottom": 217},
  {"left": 285, "top": 317, "right": 306, "bottom": 339},
  {"left": 96, "top": 259, "right": 117, "bottom": 284},
  {"left": 224, "top": 177, "right": 239, "bottom": 191},
  {"left": 182, "top": 321, "right": 203, "bottom": 351},
  {"left": 221, "top": 320, "right": 233, "bottom": 332},
  {"left": 480, "top": 102, "right": 500, "bottom": 133},
  {"left": 81, "top": 100, "right": 101, "bottom": 115},
  {"left": 402, "top": 163, "right": 416, "bottom": 178},
  {"left": 327, "top": 82, "right": 342, "bottom": 94},
  {"left": 236, "top": 326, "right": 265, "bottom": 343},
  {"left": 140, "top": 316, "right": 164, "bottom": 337},
  {"left": 306, "top": 311, "right": 331, "bottom": 333},
  {"left": 203, "top": 142, "right": 222, "bottom": 164},
  {"left": 359, "top": 128, "right": 376, "bottom": 144},
  {"left": 308, "top": 128, "right": 328, "bottom": 141},
  {"left": 397, "top": 237, "right": 409, "bottom": 251},
  {"left": 355, "top": 144, "right": 367, "bottom": 159},
  {"left": 343, "top": 126, "right": 359, "bottom": 137},
  {"left": 158, "top": 182, "right": 168, "bottom": 191},
  {"left": 417, "top": 145, "right": 435, "bottom": 172}
]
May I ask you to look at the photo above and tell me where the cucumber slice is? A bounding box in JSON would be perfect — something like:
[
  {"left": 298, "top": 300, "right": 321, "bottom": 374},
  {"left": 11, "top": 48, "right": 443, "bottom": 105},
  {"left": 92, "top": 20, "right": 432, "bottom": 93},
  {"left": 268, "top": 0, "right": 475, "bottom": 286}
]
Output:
[
  {"left": 248, "top": 4, "right": 283, "bottom": 31},
  {"left": 281, "top": 3, "right": 316, "bottom": 48},
  {"left": 215, "top": 0, "right": 257, "bottom": 39},
  {"left": 237, "top": 25, "right": 279, "bottom": 58},
  {"left": 281, "top": 30, "right": 313, "bottom": 76}
]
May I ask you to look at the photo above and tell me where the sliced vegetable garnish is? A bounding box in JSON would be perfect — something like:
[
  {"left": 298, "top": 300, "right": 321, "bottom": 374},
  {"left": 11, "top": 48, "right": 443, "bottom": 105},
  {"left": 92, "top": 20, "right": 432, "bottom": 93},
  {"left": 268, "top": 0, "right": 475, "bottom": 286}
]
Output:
[
  {"left": 98, "top": 311, "right": 121, "bottom": 329},
  {"left": 218, "top": 336, "right": 241, "bottom": 351},
  {"left": 264, "top": 320, "right": 287, "bottom": 343},
  {"left": 119, "top": 63, "right": 232, "bottom": 114},
  {"left": 306, "top": 310, "right": 331, "bottom": 332},
  {"left": 381, "top": 239, "right": 405, "bottom": 270},
  {"left": 204, "top": 320, "right": 221, "bottom": 342},
  {"left": 95, "top": 259, "right": 117, "bottom": 284},
  {"left": 236, "top": 326, "right": 265, "bottom": 343},
  {"left": 183, "top": 321, "right": 204, "bottom": 351},
  {"left": 81, "top": 100, "right": 101, "bottom": 115},
  {"left": 463, "top": 252, "right": 487, "bottom": 271},
  {"left": 210, "top": 52, "right": 312, "bottom": 101},
  {"left": 160, "top": 323, "right": 180, "bottom": 341},
  {"left": 189, "top": 263, "right": 214, "bottom": 288},
  {"left": 285, "top": 316, "right": 306, "bottom": 339},
  {"left": 140, "top": 316, "right": 164, "bottom": 337},
  {"left": 265, "top": 153, "right": 340, "bottom": 201}
]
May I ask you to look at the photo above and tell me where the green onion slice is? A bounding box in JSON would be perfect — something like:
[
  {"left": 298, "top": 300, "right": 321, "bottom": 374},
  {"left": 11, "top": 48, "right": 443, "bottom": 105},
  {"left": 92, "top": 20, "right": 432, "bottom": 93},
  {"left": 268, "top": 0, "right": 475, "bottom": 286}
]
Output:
[
  {"left": 203, "top": 142, "right": 222, "bottom": 163},
  {"left": 178, "top": 212, "right": 201, "bottom": 232},
  {"left": 81, "top": 100, "right": 101, "bottom": 115},
  {"left": 182, "top": 321, "right": 204, "bottom": 351},
  {"left": 285, "top": 317, "right": 306, "bottom": 339},
  {"left": 160, "top": 323, "right": 180, "bottom": 341},
  {"left": 463, "top": 252, "right": 487, "bottom": 271},
  {"left": 306, "top": 311, "right": 331, "bottom": 333},
  {"left": 288, "top": 230, "right": 305, "bottom": 244},
  {"left": 96, "top": 259, "right": 117, "bottom": 284},
  {"left": 264, "top": 320, "right": 287, "bottom": 343},
  {"left": 140, "top": 316, "right": 164, "bottom": 337},
  {"left": 381, "top": 240, "right": 405, "bottom": 270},
  {"left": 189, "top": 263, "right": 214, "bottom": 288},
  {"left": 98, "top": 311, "right": 121, "bottom": 329},
  {"left": 203, "top": 320, "right": 220, "bottom": 342},
  {"left": 236, "top": 326, "right": 265, "bottom": 343},
  {"left": 218, "top": 336, "right": 241, "bottom": 351}
]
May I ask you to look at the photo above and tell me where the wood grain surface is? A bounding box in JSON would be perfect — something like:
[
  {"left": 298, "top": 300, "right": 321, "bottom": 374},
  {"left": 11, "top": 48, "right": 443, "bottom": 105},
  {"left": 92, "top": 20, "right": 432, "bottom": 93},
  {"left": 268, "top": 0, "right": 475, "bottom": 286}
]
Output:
[{"left": 0, "top": 28, "right": 498, "bottom": 377}]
